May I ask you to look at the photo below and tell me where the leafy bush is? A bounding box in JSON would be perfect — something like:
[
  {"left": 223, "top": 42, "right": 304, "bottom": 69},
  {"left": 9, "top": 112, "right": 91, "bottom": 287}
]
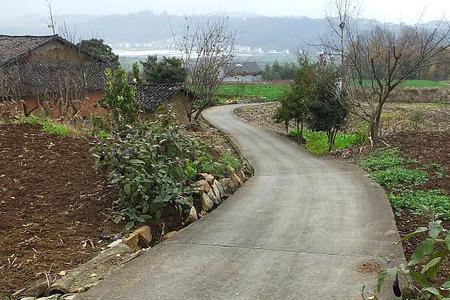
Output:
[
  {"left": 289, "top": 129, "right": 362, "bottom": 155},
  {"left": 389, "top": 190, "right": 450, "bottom": 219},
  {"left": 359, "top": 149, "right": 405, "bottom": 172},
  {"left": 371, "top": 167, "right": 428, "bottom": 189},
  {"left": 94, "top": 112, "right": 239, "bottom": 229},
  {"left": 102, "top": 68, "right": 139, "bottom": 131}
]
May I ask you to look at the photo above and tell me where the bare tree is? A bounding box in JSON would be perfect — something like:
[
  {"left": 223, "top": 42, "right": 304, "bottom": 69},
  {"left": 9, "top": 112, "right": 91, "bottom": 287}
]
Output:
[
  {"left": 58, "top": 21, "right": 78, "bottom": 44},
  {"left": 179, "top": 16, "right": 237, "bottom": 121},
  {"left": 324, "top": 0, "right": 450, "bottom": 141},
  {"left": 46, "top": 0, "right": 56, "bottom": 35}
]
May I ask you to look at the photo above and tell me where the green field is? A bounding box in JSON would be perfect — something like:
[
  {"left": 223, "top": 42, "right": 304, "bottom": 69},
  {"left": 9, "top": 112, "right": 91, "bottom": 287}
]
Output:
[
  {"left": 216, "top": 83, "right": 288, "bottom": 101},
  {"left": 216, "top": 80, "right": 449, "bottom": 102},
  {"left": 360, "top": 79, "right": 449, "bottom": 89}
]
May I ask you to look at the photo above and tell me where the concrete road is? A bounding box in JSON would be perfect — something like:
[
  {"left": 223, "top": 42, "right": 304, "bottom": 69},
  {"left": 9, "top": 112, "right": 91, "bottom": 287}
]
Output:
[{"left": 77, "top": 104, "right": 404, "bottom": 300}]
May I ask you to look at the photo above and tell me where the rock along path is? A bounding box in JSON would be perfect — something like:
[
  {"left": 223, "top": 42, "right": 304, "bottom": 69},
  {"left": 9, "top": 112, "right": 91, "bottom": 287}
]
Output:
[{"left": 77, "top": 104, "right": 404, "bottom": 300}]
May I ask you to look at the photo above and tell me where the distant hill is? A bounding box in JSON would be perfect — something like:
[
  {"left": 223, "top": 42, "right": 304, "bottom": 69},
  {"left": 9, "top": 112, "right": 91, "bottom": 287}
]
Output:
[{"left": 0, "top": 11, "right": 425, "bottom": 52}]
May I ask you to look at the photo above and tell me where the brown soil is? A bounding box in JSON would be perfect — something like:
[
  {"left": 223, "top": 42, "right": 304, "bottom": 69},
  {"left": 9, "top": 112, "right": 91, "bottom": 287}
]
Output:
[
  {"left": 381, "top": 131, "right": 450, "bottom": 287},
  {"left": 0, "top": 124, "right": 122, "bottom": 294}
]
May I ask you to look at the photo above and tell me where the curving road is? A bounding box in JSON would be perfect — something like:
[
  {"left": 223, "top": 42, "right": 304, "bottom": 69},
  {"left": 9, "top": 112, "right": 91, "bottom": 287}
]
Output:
[{"left": 77, "top": 104, "right": 404, "bottom": 300}]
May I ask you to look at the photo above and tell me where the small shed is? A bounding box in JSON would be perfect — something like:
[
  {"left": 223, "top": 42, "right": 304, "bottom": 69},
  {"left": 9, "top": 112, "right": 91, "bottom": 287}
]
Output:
[
  {"left": 223, "top": 62, "right": 263, "bottom": 82},
  {"left": 137, "top": 83, "right": 197, "bottom": 122}
]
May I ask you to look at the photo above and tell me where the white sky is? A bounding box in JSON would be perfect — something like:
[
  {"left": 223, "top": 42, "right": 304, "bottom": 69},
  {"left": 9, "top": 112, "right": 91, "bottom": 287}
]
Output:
[{"left": 0, "top": 0, "right": 449, "bottom": 23}]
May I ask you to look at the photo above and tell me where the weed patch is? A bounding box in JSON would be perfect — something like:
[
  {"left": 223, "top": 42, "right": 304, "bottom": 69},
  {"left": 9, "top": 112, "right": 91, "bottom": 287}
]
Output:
[
  {"left": 359, "top": 149, "right": 405, "bottom": 172},
  {"left": 389, "top": 190, "right": 450, "bottom": 219},
  {"left": 20, "top": 116, "right": 71, "bottom": 137},
  {"left": 371, "top": 167, "right": 428, "bottom": 190}
]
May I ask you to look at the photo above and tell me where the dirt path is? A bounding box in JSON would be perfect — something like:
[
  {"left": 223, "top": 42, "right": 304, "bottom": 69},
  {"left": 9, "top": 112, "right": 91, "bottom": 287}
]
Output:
[{"left": 76, "top": 104, "right": 404, "bottom": 300}]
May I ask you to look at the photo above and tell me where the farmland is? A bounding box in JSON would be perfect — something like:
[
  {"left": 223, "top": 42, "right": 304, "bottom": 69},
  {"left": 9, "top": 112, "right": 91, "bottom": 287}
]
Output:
[{"left": 216, "top": 80, "right": 450, "bottom": 102}]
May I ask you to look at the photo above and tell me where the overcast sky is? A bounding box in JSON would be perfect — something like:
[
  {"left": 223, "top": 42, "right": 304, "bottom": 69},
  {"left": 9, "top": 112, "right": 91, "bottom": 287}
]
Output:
[{"left": 1, "top": 0, "right": 449, "bottom": 23}]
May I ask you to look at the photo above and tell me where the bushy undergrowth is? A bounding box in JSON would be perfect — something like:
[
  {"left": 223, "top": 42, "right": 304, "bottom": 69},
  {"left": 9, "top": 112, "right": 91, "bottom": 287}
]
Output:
[
  {"left": 288, "top": 129, "right": 363, "bottom": 155},
  {"left": 389, "top": 190, "right": 450, "bottom": 219},
  {"left": 94, "top": 112, "right": 239, "bottom": 228}
]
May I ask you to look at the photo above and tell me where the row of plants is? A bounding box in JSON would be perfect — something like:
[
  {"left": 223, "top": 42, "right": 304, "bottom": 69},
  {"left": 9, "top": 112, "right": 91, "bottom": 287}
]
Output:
[
  {"left": 358, "top": 149, "right": 450, "bottom": 299},
  {"left": 359, "top": 149, "right": 450, "bottom": 219}
]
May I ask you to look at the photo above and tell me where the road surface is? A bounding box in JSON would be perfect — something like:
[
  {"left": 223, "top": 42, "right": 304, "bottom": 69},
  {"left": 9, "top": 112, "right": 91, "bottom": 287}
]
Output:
[{"left": 77, "top": 104, "right": 404, "bottom": 300}]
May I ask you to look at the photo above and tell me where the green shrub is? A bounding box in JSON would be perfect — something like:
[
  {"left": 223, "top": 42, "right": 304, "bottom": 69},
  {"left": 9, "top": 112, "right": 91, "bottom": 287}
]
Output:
[
  {"left": 94, "top": 112, "right": 238, "bottom": 229},
  {"left": 102, "top": 68, "right": 139, "bottom": 131},
  {"left": 359, "top": 149, "right": 405, "bottom": 171},
  {"left": 371, "top": 167, "right": 428, "bottom": 189},
  {"left": 389, "top": 190, "right": 450, "bottom": 219}
]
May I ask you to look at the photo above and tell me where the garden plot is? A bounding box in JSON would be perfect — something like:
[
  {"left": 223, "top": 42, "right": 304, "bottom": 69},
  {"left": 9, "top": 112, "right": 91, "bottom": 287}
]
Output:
[{"left": 0, "top": 124, "right": 121, "bottom": 294}]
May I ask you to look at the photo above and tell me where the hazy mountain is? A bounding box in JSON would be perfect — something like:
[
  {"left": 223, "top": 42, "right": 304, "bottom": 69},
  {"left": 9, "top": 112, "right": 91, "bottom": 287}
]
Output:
[{"left": 0, "top": 11, "right": 426, "bottom": 52}]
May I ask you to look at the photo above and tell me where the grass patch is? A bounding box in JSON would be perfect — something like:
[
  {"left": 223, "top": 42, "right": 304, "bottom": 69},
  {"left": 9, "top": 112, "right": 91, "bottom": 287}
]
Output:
[
  {"left": 358, "top": 79, "right": 449, "bottom": 89},
  {"left": 359, "top": 149, "right": 405, "bottom": 172},
  {"left": 371, "top": 167, "right": 428, "bottom": 190},
  {"left": 288, "top": 129, "right": 363, "bottom": 156},
  {"left": 20, "top": 115, "right": 71, "bottom": 137},
  {"left": 216, "top": 83, "right": 288, "bottom": 101},
  {"left": 389, "top": 190, "right": 450, "bottom": 219}
]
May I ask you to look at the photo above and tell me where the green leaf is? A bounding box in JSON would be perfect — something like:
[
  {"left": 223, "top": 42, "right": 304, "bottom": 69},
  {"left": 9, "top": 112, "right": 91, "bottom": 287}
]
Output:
[
  {"left": 442, "top": 281, "right": 450, "bottom": 290},
  {"left": 429, "top": 222, "right": 444, "bottom": 240},
  {"left": 445, "top": 233, "right": 450, "bottom": 251},
  {"left": 399, "top": 227, "right": 428, "bottom": 243},
  {"left": 130, "top": 159, "right": 145, "bottom": 165},
  {"left": 125, "top": 221, "right": 135, "bottom": 231},
  {"left": 123, "top": 183, "right": 131, "bottom": 196},
  {"left": 410, "top": 271, "right": 430, "bottom": 288},
  {"left": 423, "top": 287, "right": 440, "bottom": 296},
  {"left": 377, "top": 270, "right": 387, "bottom": 293},
  {"left": 421, "top": 257, "right": 441, "bottom": 273},
  {"left": 408, "top": 238, "right": 435, "bottom": 266},
  {"left": 113, "top": 215, "right": 123, "bottom": 224}
]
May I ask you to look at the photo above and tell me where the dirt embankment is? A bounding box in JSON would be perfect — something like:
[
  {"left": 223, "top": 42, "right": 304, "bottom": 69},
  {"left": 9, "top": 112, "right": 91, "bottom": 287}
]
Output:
[{"left": 0, "top": 124, "right": 121, "bottom": 294}]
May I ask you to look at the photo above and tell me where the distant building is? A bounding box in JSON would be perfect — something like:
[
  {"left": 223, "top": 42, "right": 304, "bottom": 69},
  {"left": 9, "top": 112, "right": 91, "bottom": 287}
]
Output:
[
  {"left": 0, "top": 34, "right": 110, "bottom": 115},
  {"left": 223, "top": 62, "right": 263, "bottom": 83}
]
